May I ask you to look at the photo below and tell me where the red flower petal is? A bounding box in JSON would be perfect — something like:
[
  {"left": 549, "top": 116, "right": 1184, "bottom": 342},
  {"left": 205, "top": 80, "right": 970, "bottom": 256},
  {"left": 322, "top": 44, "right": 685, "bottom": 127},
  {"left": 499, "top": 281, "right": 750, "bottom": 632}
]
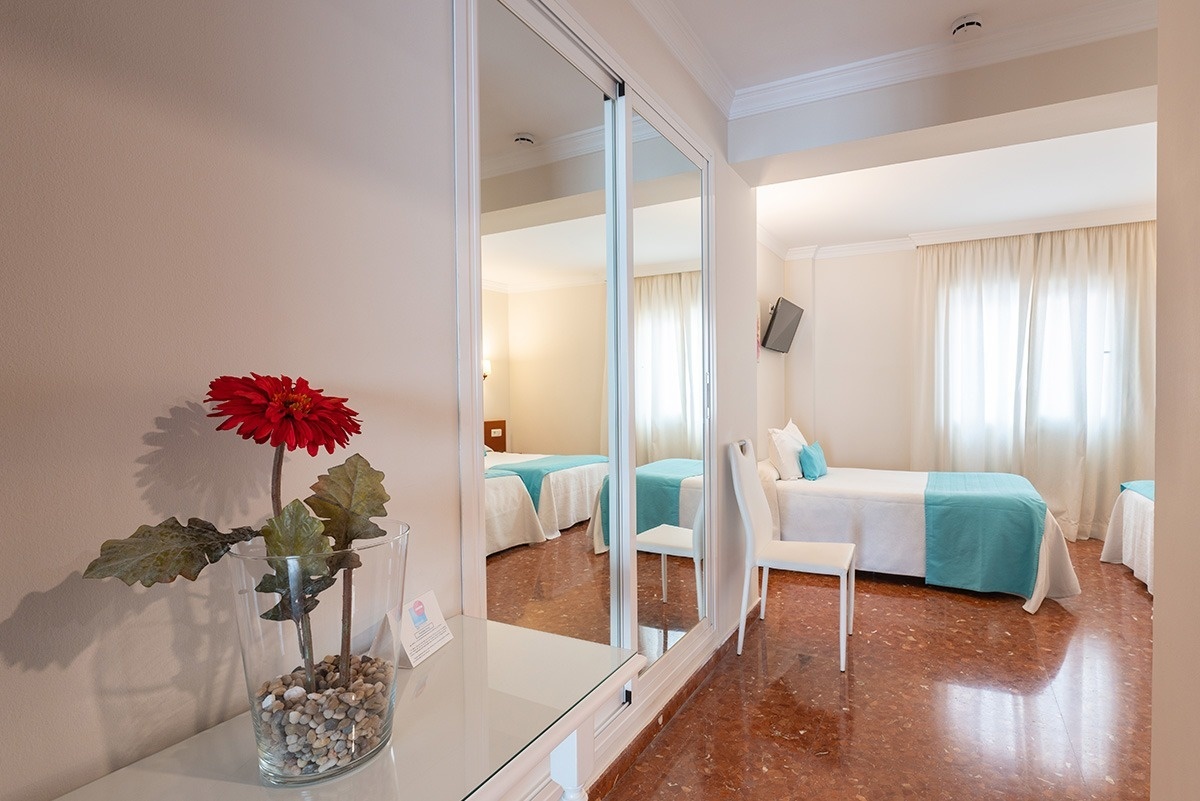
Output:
[{"left": 206, "top": 374, "right": 361, "bottom": 453}]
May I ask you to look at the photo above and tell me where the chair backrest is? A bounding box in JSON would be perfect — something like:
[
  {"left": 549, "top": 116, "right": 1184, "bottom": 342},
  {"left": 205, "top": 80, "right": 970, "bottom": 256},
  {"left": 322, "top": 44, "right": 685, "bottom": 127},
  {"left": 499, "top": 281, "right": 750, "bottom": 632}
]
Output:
[
  {"left": 690, "top": 501, "right": 705, "bottom": 555},
  {"left": 729, "top": 439, "right": 773, "bottom": 569}
]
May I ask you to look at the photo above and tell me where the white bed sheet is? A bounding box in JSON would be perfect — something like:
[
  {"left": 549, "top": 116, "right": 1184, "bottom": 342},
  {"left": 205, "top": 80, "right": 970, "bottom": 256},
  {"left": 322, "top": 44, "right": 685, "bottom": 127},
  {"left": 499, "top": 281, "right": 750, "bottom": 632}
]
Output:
[
  {"left": 1100, "top": 489, "right": 1154, "bottom": 593},
  {"left": 484, "top": 473, "right": 545, "bottom": 555},
  {"left": 485, "top": 452, "right": 609, "bottom": 538},
  {"left": 589, "top": 474, "right": 703, "bottom": 554},
  {"left": 762, "top": 463, "right": 1081, "bottom": 613}
]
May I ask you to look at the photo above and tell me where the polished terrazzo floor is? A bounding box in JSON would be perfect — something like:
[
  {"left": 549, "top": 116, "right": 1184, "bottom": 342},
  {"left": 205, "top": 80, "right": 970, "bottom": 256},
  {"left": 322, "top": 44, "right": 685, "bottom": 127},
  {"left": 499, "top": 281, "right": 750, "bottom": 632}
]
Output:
[
  {"left": 486, "top": 521, "right": 703, "bottom": 668},
  {"left": 603, "top": 537, "right": 1151, "bottom": 800}
]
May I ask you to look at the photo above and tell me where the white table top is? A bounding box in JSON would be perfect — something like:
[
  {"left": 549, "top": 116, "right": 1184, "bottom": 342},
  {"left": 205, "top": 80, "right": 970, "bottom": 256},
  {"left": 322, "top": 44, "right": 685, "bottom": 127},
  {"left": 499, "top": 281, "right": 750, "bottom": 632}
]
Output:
[{"left": 59, "top": 616, "right": 639, "bottom": 801}]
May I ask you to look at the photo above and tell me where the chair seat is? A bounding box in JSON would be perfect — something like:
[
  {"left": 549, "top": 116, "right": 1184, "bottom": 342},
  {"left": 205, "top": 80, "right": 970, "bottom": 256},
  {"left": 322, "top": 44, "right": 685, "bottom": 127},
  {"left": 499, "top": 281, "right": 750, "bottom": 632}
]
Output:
[
  {"left": 757, "top": 539, "right": 855, "bottom": 575},
  {"left": 636, "top": 524, "right": 695, "bottom": 558}
]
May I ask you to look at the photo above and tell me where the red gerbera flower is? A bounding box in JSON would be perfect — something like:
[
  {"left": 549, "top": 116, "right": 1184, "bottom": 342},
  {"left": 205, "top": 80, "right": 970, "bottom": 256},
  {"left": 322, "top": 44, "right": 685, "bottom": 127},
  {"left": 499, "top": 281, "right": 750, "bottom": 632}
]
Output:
[{"left": 206, "top": 374, "right": 361, "bottom": 456}]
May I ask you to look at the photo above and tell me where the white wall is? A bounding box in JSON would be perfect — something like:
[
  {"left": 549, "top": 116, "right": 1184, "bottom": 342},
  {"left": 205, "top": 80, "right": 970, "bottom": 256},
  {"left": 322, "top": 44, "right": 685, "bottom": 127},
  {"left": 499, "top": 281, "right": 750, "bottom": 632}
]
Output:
[
  {"left": 774, "top": 249, "right": 918, "bottom": 469},
  {"left": 482, "top": 289, "right": 512, "bottom": 423},
  {"left": 1151, "top": 0, "right": 1200, "bottom": 796},
  {"left": 756, "top": 242, "right": 785, "bottom": 453},
  {"left": 0, "top": 3, "right": 461, "bottom": 800},
  {"left": 782, "top": 255, "right": 816, "bottom": 438},
  {"left": 506, "top": 283, "right": 608, "bottom": 454}
]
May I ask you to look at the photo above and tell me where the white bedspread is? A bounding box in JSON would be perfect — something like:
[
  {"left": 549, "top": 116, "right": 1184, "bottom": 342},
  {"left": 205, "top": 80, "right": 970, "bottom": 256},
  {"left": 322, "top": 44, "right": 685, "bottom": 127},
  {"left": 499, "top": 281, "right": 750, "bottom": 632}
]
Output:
[
  {"left": 485, "top": 452, "right": 609, "bottom": 538},
  {"left": 1100, "top": 489, "right": 1154, "bottom": 593},
  {"left": 588, "top": 474, "right": 703, "bottom": 554},
  {"left": 762, "top": 463, "right": 1081, "bottom": 613},
  {"left": 484, "top": 473, "right": 545, "bottom": 555}
]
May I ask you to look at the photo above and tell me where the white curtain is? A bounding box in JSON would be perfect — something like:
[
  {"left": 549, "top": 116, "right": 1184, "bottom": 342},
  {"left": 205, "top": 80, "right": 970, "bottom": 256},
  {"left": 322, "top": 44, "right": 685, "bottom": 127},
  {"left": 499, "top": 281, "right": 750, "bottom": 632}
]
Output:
[
  {"left": 912, "top": 221, "right": 1156, "bottom": 540},
  {"left": 634, "top": 271, "right": 703, "bottom": 464}
]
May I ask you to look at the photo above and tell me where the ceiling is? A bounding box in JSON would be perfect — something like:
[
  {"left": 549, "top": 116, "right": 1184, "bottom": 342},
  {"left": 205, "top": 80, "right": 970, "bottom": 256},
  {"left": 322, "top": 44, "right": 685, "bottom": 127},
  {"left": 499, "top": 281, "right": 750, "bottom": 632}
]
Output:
[
  {"left": 638, "top": 0, "right": 1157, "bottom": 252},
  {"left": 479, "top": 0, "right": 1157, "bottom": 280}
]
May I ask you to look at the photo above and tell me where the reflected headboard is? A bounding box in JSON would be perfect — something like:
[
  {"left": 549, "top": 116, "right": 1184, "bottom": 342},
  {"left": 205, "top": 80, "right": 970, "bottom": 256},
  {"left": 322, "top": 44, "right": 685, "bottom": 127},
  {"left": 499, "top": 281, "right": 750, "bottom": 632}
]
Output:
[{"left": 484, "top": 419, "right": 507, "bottom": 452}]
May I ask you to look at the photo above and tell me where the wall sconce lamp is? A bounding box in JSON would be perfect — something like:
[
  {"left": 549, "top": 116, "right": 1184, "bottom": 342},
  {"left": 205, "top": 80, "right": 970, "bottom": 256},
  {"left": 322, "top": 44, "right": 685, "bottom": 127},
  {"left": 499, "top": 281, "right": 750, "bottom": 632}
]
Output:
[{"left": 482, "top": 359, "right": 492, "bottom": 381}]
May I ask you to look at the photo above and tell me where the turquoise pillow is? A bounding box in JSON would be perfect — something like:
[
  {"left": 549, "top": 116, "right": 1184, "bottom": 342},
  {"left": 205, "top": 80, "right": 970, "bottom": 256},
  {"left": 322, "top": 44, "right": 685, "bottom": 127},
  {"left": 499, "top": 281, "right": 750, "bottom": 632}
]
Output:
[{"left": 799, "top": 441, "right": 828, "bottom": 480}]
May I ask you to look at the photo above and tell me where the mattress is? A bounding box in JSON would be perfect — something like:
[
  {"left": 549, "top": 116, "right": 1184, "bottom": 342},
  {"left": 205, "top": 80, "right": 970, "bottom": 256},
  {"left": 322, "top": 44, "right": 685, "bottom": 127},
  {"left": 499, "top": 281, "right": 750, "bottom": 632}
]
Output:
[
  {"left": 484, "top": 472, "right": 546, "bottom": 556},
  {"left": 1100, "top": 488, "right": 1154, "bottom": 593},
  {"left": 485, "top": 452, "right": 609, "bottom": 537},
  {"left": 589, "top": 473, "right": 703, "bottom": 554},
  {"left": 762, "top": 463, "right": 1081, "bottom": 613}
]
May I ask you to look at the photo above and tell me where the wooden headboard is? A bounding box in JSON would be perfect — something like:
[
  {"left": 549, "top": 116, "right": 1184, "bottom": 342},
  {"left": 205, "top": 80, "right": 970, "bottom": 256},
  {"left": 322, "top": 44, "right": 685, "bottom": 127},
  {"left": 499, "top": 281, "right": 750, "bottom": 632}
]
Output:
[{"left": 484, "top": 419, "right": 507, "bottom": 452}]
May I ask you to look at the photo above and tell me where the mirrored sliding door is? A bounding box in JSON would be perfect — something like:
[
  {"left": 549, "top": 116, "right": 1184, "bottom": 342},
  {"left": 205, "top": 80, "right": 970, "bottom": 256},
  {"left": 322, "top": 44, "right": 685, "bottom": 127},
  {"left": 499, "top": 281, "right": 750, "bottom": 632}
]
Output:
[
  {"left": 476, "top": 0, "right": 617, "bottom": 647},
  {"left": 629, "top": 108, "right": 707, "bottom": 667}
]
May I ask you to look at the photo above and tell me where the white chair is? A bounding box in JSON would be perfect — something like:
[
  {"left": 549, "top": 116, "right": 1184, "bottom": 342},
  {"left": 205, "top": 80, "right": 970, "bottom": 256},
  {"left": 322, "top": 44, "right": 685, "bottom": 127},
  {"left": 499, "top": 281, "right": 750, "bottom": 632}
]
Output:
[
  {"left": 636, "top": 504, "right": 704, "bottom": 618},
  {"left": 729, "top": 439, "right": 856, "bottom": 671}
]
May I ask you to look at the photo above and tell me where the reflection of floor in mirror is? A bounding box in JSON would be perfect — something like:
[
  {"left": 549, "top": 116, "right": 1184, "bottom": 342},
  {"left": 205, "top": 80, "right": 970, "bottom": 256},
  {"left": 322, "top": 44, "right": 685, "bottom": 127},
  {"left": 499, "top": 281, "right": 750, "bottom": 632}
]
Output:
[
  {"left": 486, "top": 520, "right": 700, "bottom": 668},
  {"left": 601, "top": 539, "right": 1152, "bottom": 801}
]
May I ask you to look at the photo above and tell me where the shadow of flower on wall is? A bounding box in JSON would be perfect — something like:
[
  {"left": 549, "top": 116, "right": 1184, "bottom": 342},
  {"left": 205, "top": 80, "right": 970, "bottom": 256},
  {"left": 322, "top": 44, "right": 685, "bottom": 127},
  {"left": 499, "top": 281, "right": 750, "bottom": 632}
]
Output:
[{"left": 135, "top": 401, "right": 269, "bottom": 526}]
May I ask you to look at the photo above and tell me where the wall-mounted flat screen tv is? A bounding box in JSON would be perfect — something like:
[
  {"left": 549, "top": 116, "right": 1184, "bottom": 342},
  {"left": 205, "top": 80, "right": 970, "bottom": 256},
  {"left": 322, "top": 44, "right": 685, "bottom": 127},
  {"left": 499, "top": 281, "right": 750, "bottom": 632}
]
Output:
[{"left": 761, "top": 297, "right": 804, "bottom": 353}]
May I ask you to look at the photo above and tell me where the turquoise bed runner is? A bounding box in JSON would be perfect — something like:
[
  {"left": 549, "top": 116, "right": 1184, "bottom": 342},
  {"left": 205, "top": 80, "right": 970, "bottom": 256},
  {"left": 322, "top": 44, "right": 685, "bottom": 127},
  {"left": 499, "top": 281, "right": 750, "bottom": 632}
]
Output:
[
  {"left": 497, "top": 455, "right": 606, "bottom": 510},
  {"left": 924, "top": 472, "right": 1046, "bottom": 599},
  {"left": 1120, "top": 480, "right": 1155, "bottom": 501},
  {"left": 599, "top": 458, "right": 704, "bottom": 546},
  {"left": 484, "top": 467, "right": 518, "bottom": 480}
]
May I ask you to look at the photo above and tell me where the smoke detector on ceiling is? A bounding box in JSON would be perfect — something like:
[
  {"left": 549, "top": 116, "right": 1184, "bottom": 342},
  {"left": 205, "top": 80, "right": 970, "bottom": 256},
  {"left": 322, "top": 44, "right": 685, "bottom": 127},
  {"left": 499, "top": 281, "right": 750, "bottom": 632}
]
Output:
[
  {"left": 950, "top": 13, "right": 983, "bottom": 38},
  {"left": 513, "top": 132, "right": 536, "bottom": 146}
]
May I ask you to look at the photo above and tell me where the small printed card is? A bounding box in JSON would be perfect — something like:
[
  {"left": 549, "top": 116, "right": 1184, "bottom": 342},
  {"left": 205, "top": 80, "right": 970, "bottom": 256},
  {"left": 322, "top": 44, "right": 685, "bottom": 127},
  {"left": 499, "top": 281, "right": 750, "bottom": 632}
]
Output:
[{"left": 397, "top": 590, "right": 453, "bottom": 669}]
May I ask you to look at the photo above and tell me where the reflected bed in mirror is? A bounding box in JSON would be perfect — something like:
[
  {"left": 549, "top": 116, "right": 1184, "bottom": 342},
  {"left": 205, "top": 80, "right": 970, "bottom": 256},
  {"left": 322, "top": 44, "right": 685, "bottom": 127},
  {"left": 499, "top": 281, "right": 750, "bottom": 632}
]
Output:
[
  {"left": 472, "top": 0, "right": 710, "bottom": 672},
  {"left": 477, "top": 0, "right": 615, "bottom": 651}
]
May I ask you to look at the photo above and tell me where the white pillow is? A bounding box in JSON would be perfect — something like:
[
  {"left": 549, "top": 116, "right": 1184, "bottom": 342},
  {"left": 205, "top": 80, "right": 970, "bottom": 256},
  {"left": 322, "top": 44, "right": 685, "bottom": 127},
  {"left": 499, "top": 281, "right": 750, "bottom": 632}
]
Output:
[{"left": 767, "top": 420, "right": 809, "bottom": 480}]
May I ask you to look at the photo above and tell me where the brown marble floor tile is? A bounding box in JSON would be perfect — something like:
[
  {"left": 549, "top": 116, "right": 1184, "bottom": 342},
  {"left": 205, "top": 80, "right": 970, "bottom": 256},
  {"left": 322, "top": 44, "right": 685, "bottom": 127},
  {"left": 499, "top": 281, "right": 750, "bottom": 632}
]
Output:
[
  {"left": 602, "top": 538, "right": 1152, "bottom": 801},
  {"left": 486, "top": 521, "right": 704, "bottom": 667}
]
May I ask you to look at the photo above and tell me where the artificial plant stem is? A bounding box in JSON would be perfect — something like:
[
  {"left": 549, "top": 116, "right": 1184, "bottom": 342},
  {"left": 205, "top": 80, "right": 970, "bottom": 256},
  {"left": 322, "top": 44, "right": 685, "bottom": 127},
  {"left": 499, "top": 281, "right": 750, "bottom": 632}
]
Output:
[
  {"left": 288, "top": 559, "right": 317, "bottom": 692},
  {"left": 339, "top": 567, "right": 354, "bottom": 684},
  {"left": 272, "top": 444, "right": 315, "bottom": 691},
  {"left": 271, "top": 444, "right": 285, "bottom": 519}
]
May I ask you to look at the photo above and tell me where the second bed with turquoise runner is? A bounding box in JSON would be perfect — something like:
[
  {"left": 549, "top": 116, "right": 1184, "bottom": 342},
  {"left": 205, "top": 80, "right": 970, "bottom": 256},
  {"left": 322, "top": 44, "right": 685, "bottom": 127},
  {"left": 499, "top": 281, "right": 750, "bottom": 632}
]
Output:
[
  {"left": 499, "top": 455, "right": 607, "bottom": 510},
  {"left": 924, "top": 472, "right": 1046, "bottom": 599},
  {"left": 599, "top": 458, "right": 703, "bottom": 546}
]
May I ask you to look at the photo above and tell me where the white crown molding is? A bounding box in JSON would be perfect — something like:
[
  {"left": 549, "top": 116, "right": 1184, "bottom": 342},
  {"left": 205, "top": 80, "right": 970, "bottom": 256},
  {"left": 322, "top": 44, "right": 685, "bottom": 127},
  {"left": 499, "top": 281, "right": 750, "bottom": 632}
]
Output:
[
  {"left": 756, "top": 225, "right": 788, "bottom": 260},
  {"left": 628, "top": 0, "right": 735, "bottom": 117},
  {"left": 908, "top": 204, "right": 1157, "bottom": 246},
  {"left": 784, "top": 239, "right": 914, "bottom": 261},
  {"left": 784, "top": 245, "right": 819, "bottom": 262},
  {"left": 778, "top": 205, "right": 1157, "bottom": 260},
  {"left": 729, "top": 0, "right": 1157, "bottom": 119}
]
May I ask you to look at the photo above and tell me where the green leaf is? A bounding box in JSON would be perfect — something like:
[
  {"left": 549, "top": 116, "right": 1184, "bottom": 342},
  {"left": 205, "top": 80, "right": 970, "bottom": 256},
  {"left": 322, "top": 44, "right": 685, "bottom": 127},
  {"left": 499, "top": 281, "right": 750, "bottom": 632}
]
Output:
[
  {"left": 305, "top": 453, "right": 390, "bottom": 550},
  {"left": 261, "top": 499, "right": 332, "bottom": 576},
  {"left": 257, "top": 501, "right": 335, "bottom": 623},
  {"left": 84, "top": 518, "right": 257, "bottom": 587},
  {"left": 255, "top": 572, "right": 337, "bottom": 621}
]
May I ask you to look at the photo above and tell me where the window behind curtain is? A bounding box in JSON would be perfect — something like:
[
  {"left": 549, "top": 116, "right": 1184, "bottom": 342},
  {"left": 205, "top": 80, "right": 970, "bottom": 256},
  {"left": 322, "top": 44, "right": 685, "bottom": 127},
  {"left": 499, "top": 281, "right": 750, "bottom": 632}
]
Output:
[
  {"left": 633, "top": 271, "right": 703, "bottom": 464},
  {"left": 913, "top": 222, "right": 1156, "bottom": 540}
]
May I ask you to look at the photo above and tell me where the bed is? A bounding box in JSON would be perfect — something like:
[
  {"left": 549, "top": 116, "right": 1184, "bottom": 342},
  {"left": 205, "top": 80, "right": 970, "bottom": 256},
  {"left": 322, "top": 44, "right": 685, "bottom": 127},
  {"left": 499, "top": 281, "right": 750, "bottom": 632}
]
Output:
[
  {"left": 759, "top": 462, "right": 1081, "bottom": 613},
  {"left": 484, "top": 469, "right": 546, "bottom": 555},
  {"left": 484, "top": 451, "right": 608, "bottom": 539},
  {"left": 587, "top": 459, "right": 704, "bottom": 554},
  {"left": 1100, "top": 480, "right": 1154, "bottom": 593}
]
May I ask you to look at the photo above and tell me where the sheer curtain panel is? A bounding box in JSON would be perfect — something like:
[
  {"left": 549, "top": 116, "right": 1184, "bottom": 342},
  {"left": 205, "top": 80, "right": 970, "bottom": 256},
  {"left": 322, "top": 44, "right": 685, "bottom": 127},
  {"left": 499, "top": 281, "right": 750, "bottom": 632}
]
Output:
[
  {"left": 912, "top": 222, "right": 1156, "bottom": 540},
  {"left": 633, "top": 272, "right": 703, "bottom": 464}
]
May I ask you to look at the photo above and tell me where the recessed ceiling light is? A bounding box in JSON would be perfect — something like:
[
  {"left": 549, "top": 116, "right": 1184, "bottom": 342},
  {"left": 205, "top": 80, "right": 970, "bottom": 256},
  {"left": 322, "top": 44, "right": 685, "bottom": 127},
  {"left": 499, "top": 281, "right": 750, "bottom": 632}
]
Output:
[{"left": 513, "top": 132, "right": 536, "bottom": 146}]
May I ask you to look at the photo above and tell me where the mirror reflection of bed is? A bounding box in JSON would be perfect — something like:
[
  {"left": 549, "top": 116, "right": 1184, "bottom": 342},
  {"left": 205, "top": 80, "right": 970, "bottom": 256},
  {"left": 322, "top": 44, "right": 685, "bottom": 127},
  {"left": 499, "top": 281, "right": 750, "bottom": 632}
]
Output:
[{"left": 476, "top": 0, "right": 708, "bottom": 668}]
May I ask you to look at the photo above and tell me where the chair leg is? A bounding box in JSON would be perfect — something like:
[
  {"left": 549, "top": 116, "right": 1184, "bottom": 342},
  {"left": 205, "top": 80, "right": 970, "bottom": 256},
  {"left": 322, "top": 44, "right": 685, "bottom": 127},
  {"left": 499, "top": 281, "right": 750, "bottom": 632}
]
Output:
[
  {"left": 693, "top": 556, "right": 703, "bottom": 619},
  {"left": 737, "top": 567, "right": 752, "bottom": 655},
  {"left": 849, "top": 557, "right": 855, "bottom": 636},
  {"left": 839, "top": 570, "right": 847, "bottom": 672},
  {"left": 660, "top": 554, "right": 668, "bottom": 603},
  {"left": 760, "top": 566, "right": 770, "bottom": 620}
]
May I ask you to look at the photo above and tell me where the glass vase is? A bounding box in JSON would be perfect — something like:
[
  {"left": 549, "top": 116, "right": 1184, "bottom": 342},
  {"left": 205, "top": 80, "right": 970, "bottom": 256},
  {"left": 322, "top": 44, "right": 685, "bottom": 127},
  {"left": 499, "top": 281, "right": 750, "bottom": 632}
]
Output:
[{"left": 227, "top": 519, "right": 409, "bottom": 785}]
